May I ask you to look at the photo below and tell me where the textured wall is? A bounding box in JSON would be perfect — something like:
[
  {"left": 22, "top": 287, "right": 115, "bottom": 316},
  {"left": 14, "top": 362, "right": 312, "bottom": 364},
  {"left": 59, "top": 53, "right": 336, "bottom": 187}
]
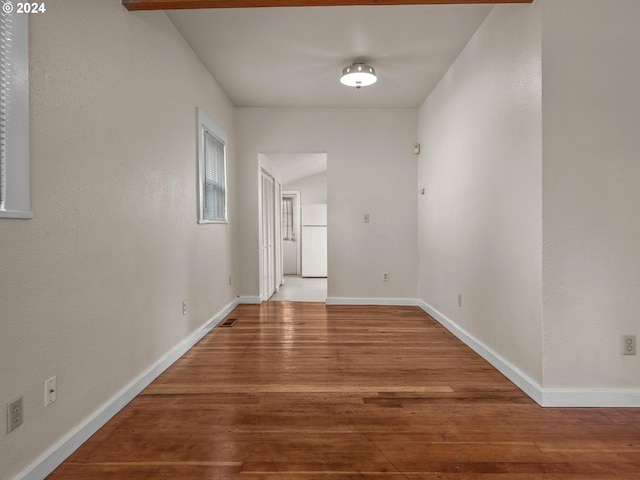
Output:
[
  {"left": 418, "top": 4, "right": 543, "bottom": 384},
  {"left": 541, "top": 0, "right": 640, "bottom": 389},
  {"left": 236, "top": 108, "right": 419, "bottom": 300},
  {"left": 0, "top": 1, "right": 236, "bottom": 478}
]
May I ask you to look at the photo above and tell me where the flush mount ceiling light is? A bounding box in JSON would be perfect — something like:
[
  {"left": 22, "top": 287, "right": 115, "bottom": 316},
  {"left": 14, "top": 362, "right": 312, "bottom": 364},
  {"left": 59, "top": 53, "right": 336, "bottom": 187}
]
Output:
[{"left": 340, "top": 62, "right": 377, "bottom": 89}]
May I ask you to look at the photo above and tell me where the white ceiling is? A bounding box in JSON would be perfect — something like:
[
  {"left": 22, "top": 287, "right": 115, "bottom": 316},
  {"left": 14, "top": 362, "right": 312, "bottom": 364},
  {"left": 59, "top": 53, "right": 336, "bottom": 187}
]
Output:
[
  {"left": 263, "top": 153, "right": 327, "bottom": 184},
  {"left": 166, "top": 4, "right": 493, "bottom": 109}
]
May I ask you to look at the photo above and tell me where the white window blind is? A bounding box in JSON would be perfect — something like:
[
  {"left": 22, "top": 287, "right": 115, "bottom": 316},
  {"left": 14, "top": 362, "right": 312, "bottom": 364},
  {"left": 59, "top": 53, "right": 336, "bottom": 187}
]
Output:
[
  {"left": 197, "top": 108, "right": 227, "bottom": 224},
  {"left": 282, "top": 197, "right": 293, "bottom": 240},
  {"left": 203, "top": 130, "right": 225, "bottom": 221},
  {"left": 0, "top": 12, "right": 31, "bottom": 219},
  {"left": 1, "top": 12, "right": 12, "bottom": 210}
]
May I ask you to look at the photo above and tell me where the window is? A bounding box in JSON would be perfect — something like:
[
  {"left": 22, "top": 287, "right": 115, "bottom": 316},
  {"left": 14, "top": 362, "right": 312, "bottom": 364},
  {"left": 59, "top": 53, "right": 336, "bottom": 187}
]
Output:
[
  {"left": 282, "top": 197, "right": 293, "bottom": 240},
  {"left": 197, "top": 108, "right": 227, "bottom": 224},
  {"left": 0, "top": 12, "right": 31, "bottom": 219}
]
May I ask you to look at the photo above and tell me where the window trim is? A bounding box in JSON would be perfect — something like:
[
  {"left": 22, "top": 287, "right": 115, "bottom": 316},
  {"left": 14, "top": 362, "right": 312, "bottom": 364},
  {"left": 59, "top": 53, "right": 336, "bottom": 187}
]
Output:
[
  {"left": 0, "top": 12, "right": 31, "bottom": 219},
  {"left": 197, "top": 108, "right": 228, "bottom": 224}
]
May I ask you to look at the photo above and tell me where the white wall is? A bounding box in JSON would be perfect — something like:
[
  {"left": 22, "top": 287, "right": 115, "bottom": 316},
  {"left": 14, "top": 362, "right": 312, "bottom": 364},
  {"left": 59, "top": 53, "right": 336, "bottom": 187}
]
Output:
[
  {"left": 0, "top": 1, "right": 237, "bottom": 478},
  {"left": 418, "top": 4, "right": 543, "bottom": 384},
  {"left": 236, "top": 108, "right": 418, "bottom": 300},
  {"left": 284, "top": 171, "right": 327, "bottom": 205},
  {"left": 541, "top": 0, "right": 640, "bottom": 389}
]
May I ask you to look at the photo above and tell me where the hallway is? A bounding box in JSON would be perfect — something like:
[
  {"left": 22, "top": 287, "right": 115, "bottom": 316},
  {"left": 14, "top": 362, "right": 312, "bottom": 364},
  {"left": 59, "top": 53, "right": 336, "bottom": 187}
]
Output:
[{"left": 48, "top": 303, "right": 640, "bottom": 479}]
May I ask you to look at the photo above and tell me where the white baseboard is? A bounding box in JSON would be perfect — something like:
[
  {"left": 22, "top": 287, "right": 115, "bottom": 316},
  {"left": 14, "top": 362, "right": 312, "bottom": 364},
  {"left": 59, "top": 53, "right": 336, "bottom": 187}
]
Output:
[
  {"left": 17, "top": 297, "right": 241, "bottom": 480},
  {"left": 416, "top": 299, "right": 544, "bottom": 405},
  {"left": 326, "top": 297, "right": 418, "bottom": 306},
  {"left": 541, "top": 389, "right": 640, "bottom": 407},
  {"left": 237, "top": 295, "right": 261, "bottom": 304},
  {"left": 417, "top": 299, "right": 640, "bottom": 408}
]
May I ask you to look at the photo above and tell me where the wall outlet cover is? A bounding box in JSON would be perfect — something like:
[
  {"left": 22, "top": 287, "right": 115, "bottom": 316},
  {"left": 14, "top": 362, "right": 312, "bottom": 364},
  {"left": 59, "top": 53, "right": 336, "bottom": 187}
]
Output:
[
  {"left": 623, "top": 334, "right": 637, "bottom": 355},
  {"left": 7, "top": 396, "right": 23, "bottom": 433}
]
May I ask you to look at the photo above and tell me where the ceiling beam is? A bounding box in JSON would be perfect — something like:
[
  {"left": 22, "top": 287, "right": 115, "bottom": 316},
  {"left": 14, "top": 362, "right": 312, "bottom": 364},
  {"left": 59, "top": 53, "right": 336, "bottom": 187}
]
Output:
[{"left": 123, "top": 0, "right": 534, "bottom": 12}]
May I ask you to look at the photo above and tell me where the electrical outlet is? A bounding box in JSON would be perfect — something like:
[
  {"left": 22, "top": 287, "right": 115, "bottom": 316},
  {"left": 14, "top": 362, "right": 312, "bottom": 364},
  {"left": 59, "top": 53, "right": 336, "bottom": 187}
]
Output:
[
  {"left": 45, "top": 376, "right": 57, "bottom": 406},
  {"left": 7, "top": 397, "right": 23, "bottom": 433},
  {"left": 622, "top": 335, "right": 636, "bottom": 355},
  {"left": 364, "top": 214, "right": 370, "bottom": 224},
  {"left": 458, "top": 294, "right": 462, "bottom": 308},
  {"left": 182, "top": 301, "right": 187, "bottom": 316},
  {"left": 383, "top": 272, "right": 389, "bottom": 282}
]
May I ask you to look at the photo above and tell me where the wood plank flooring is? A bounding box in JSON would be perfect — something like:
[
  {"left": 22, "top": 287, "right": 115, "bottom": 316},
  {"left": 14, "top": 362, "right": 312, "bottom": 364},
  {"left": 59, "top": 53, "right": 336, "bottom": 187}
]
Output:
[{"left": 48, "top": 303, "right": 640, "bottom": 479}]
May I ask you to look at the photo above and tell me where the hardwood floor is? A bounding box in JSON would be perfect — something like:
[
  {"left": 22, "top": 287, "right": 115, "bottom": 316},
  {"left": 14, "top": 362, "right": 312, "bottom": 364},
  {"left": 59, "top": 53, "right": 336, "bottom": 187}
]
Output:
[{"left": 48, "top": 303, "right": 640, "bottom": 479}]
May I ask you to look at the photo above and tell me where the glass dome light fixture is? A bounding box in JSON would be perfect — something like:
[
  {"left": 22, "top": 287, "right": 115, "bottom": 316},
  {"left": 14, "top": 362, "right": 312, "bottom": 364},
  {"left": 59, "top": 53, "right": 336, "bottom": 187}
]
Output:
[{"left": 340, "top": 62, "right": 377, "bottom": 89}]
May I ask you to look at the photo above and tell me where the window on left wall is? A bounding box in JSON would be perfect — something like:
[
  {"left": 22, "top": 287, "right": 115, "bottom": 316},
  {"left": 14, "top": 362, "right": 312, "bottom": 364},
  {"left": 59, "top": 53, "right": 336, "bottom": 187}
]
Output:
[
  {"left": 0, "top": 12, "right": 31, "bottom": 219},
  {"left": 197, "top": 108, "right": 227, "bottom": 224}
]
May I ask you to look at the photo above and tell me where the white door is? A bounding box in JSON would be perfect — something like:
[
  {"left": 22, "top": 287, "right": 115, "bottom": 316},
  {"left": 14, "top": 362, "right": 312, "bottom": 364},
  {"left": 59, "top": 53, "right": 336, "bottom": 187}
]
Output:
[
  {"left": 282, "top": 192, "right": 300, "bottom": 275},
  {"left": 260, "top": 170, "right": 276, "bottom": 300}
]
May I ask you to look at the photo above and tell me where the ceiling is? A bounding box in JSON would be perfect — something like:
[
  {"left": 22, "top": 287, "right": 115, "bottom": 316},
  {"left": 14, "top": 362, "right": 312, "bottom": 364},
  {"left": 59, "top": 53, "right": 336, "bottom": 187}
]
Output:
[
  {"left": 165, "top": 4, "right": 494, "bottom": 108},
  {"left": 263, "top": 153, "right": 327, "bottom": 184}
]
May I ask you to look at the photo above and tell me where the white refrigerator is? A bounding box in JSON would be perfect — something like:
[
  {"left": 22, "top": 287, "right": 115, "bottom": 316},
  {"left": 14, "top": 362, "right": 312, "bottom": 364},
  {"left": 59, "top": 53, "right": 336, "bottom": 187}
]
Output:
[{"left": 301, "top": 204, "right": 327, "bottom": 278}]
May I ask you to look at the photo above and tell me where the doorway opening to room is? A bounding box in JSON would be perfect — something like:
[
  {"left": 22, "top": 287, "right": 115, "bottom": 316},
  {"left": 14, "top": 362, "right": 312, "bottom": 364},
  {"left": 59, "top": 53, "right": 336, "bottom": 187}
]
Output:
[{"left": 259, "top": 153, "right": 328, "bottom": 302}]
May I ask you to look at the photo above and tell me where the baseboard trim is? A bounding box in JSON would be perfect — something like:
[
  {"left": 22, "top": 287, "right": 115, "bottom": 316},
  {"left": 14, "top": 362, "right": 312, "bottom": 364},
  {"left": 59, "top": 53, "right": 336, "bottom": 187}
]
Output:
[
  {"left": 417, "top": 299, "right": 640, "bottom": 408},
  {"left": 237, "top": 295, "right": 261, "bottom": 304},
  {"left": 541, "top": 389, "right": 640, "bottom": 408},
  {"left": 326, "top": 297, "right": 418, "bottom": 306},
  {"left": 416, "top": 299, "right": 544, "bottom": 405},
  {"left": 17, "top": 297, "right": 240, "bottom": 480}
]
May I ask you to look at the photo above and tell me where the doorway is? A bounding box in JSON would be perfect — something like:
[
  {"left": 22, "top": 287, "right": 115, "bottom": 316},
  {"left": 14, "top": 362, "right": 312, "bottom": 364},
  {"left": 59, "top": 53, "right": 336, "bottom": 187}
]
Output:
[{"left": 259, "top": 153, "right": 328, "bottom": 302}]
